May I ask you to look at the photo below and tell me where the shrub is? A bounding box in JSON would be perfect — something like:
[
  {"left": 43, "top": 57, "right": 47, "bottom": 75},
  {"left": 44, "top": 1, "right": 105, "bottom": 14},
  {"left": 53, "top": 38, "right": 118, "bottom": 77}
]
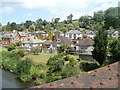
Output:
[
  {"left": 15, "top": 49, "right": 25, "bottom": 57},
  {"left": 79, "top": 61, "right": 99, "bottom": 71},
  {"left": 47, "top": 53, "right": 65, "bottom": 72},
  {"left": 34, "top": 79, "right": 45, "bottom": 85},
  {"left": 31, "top": 46, "right": 42, "bottom": 55}
]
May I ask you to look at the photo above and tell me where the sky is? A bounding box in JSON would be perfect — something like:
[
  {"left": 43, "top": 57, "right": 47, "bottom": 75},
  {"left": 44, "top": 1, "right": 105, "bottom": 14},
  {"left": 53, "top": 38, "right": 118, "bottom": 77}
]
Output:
[{"left": 0, "top": 0, "right": 119, "bottom": 25}]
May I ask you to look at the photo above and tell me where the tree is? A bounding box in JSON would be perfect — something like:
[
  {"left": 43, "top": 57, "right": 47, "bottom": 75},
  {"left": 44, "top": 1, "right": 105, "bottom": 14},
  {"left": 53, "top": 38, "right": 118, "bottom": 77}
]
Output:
[
  {"left": 10, "top": 22, "right": 17, "bottom": 30},
  {"left": 28, "top": 25, "right": 35, "bottom": 32},
  {"left": 105, "top": 7, "right": 119, "bottom": 29},
  {"left": 92, "top": 23, "right": 108, "bottom": 66},
  {"left": 47, "top": 53, "right": 65, "bottom": 72},
  {"left": 6, "top": 22, "right": 11, "bottom": 31},
  {"left": 93, "top": 10, "right": 104, "bottom": 22},
  {"left": 24, "top": 20, "right": 33, "bottom": 28},
  {"left": 15, "top": 58, "right": 33, "bottom": 82},
  {"left": 31, "top": 46, "right": 42, "bottom": 54},
  {"left": 108, "top": 38, "right": 120, "bottom": 63},
  {"left": 67, "top": 14, "right": 73, "bottom": 23},
  {"left": 57, "top": 44, "right": 70, "bottom": 53},
  {"left": 47, "top": 31, "right": 53, "bottom": 40},
  {"left": 36, "top": 18, "right": 42, "bottom": 25}
]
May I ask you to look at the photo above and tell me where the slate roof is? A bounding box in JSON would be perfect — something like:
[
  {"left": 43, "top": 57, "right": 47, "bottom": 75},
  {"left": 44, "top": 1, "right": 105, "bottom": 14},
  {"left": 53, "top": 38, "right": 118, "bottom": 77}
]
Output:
[
  {"left": 51, "top": 36, "right": 73, "bottom": 45},
  {"left": 31, "top": 61, "right": 119, "bottom": 88},
  {"left": 77, "top": 37, "right": 94, "bottom": 46},
  {"left": 66, "top": 30, "right": 81, "bottom": 34}
]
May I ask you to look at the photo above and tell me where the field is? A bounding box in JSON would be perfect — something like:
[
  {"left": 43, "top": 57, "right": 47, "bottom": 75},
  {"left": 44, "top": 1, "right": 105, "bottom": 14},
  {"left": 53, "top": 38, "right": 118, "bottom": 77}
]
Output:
[
  {"left": 0, "top": 45, "right": 7, "bottom": 52},
  {"left": 22, "top": 53, "right": 57, "bottom": 64},
  {"left": 22, "top": 53, "right": 79, "bottom": 64}
]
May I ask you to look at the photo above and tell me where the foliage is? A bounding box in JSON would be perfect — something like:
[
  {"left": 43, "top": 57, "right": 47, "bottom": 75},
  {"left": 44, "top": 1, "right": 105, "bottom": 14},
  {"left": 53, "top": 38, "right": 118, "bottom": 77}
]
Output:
[
  {"left": 47, "top": 53, "right": 65, "bottom": 72},
  {"left": 92, "top": 24, "right": 108, "bottom": 66},
  {"left": 15, "top": 49, "right": 25, "bottom": 57},
  {"left": 79, "top": 61, "right": 99, "bottom": 71},
  {"left": 15, "top": 58, "right": 33, "bottom": 82},
  {"left": 108, "top": 38, "right": 120, "bottom": 63},
  {"left": 61, "top": 57, "right": 81, "bottom": 77},
  {"left": 31, "top": 46, "right": 42, "bottom": 54},
  {"left": 57, "top": 44, "right": 70, "bottom": 53},
  {"left": 47, "top": 31, "right": 53, "bottom": 40}
]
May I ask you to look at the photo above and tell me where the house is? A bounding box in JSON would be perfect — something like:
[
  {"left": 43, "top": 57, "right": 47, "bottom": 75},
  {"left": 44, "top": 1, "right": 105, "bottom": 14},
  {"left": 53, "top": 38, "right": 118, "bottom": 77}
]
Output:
[
  {"left": 76, "top": 37, "right": 94, "bottom": 53},
  {"left": 2, "top": 33, "right": 20, "bottom": 47},
  {"left": 31, "top": 30, "right": 48, "bottom": 39},
  {"left": 65, "top": 30, "right": 82, "bottom": 44},
  {"left": 53, "top": 29, "right": 64, "bottom": 37},
  {"left": 18, "top": 32, "right": 28, "bottom": 42},
  {"left": 21, "top": 36, "right": 44, "bottom": 50},
  {"left": 108, "top": 30, "right": 120, "bottom": 38},
  {"left": 86, "top": 30, "right": 96, "bottom": 39},
  {"left": 51, "top": 36, "right": 73, "bottom": 49}
]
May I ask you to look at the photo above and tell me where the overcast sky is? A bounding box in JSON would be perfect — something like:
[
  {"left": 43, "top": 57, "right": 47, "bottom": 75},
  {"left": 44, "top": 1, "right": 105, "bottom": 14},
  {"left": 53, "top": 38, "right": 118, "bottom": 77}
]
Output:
[{"left": 0, "top": 0, "right": 119, "bottom": 25}]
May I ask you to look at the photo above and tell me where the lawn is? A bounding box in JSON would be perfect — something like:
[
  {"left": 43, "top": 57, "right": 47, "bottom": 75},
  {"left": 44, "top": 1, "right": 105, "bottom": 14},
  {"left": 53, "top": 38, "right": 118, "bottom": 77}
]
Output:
[
  {"left": 22, "top": 53, "right": 57, "bottom": 64},
  {"left": 0, "top": 45, "right": 7, "bottom": 52},
  {"left": 22, "top": 53, "right": 79, "bottom": 64}
]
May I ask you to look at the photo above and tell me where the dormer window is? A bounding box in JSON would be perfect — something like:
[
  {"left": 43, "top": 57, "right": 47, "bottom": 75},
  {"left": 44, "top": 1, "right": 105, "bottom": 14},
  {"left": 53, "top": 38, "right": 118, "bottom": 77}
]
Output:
[{"left": 57, "top": 39, "right": 61, "bottom": 42}]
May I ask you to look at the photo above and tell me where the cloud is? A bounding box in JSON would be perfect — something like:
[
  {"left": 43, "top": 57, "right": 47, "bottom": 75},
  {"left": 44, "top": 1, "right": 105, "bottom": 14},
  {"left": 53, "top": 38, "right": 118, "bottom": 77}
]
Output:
[
  {"left": 0, "top": 6, "right": 14, "bottom": 14},
  {"left": 0, "top": 0, "right": 119, "bottom": 21},
  {"left": 22, "top": 13, "right": 32, "bottom": 19}
]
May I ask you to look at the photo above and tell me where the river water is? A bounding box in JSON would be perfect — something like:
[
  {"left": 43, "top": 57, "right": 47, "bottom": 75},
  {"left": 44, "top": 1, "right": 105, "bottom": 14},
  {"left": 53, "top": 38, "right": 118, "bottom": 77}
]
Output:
[{"left": 1, "top": 69, "right": 36, "bottom": 88}]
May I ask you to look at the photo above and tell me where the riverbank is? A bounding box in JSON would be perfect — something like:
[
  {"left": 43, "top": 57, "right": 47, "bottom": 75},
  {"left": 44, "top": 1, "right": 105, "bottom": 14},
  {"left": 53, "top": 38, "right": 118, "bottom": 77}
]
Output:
[{"left": 2, "top": 69, "right": 35, "bottom": 88}]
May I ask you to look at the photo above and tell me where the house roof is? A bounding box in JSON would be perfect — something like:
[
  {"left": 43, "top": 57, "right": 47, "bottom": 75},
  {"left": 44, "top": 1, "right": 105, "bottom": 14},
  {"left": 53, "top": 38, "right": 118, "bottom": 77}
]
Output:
[
  {"left": 32, "top": 61, "right": 119, "bottom": 88},
  {"left": 66, "top": 30, "right": 81, "bottom": 34},
  {"left": 77, "top": 37, "right": 94, "bottom": 46},
  {"left": 108, "top": 30, "right": 120, "bottom": 35},
  {"left": 43, "top": 40, "right": 52, "bottom": 45},
  {"left": 2, "top": 34, "right": 16, "bottom": 38},
  {"left": 53, "top": 29, "right": 64, "bottom": 34},
  {"left": 51, "top": 36, "right": 73, "bottom": 45},
  {"left": 18, "top": 32, "right": 26, "bottom": 36},
  {"left": 33, "top": 31, "right": 46, "bottom": 34}
]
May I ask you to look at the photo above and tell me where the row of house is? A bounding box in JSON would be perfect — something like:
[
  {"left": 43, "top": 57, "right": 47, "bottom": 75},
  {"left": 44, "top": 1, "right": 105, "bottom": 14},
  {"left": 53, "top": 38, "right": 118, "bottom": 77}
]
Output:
[{"left": 1, "top": 29, "right": 120, "bottom": 53}]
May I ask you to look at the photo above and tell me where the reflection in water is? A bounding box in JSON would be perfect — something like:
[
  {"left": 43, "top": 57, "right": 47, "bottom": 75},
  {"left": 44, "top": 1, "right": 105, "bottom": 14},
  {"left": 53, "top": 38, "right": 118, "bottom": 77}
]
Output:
[{"left": 2, "top": 69, "right": 35, "bottom": 88}]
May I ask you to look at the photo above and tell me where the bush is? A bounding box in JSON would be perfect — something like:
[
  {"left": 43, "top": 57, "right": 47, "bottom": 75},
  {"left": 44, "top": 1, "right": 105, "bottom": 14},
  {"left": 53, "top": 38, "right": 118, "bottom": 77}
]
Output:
[
  {"left": 34, "top": 79, "right": 45, "bottom": 85},
  {"left": 15, "top": 58, "right": 33, "bottom": 82},
  {"left": 15, "top": 49, "right": 25, "bottom": 57},
  {"left": 61, "top": 57, "right": 81, "bottom": 78},
  {"left": 31, "top": 46, "right": 42, "bottom": 54},
  {"left": 79, "top": 61, "right": 99, "bottom": 71}
]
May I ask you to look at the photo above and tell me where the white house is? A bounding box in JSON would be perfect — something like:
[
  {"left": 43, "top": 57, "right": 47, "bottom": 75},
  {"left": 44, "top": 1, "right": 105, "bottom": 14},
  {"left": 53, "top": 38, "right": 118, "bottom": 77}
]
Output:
[
  {"left": 65, "top": 30, "right": 82, "bottom": 44},
  {"left": 108, "top": 30, "right": 120, "bottom": 38},
  {"left": 21, "top": 36, "right": 45, "bottom": 50},
  {"left": 86, "top": 31, "right": 96, "bottom": 39}
]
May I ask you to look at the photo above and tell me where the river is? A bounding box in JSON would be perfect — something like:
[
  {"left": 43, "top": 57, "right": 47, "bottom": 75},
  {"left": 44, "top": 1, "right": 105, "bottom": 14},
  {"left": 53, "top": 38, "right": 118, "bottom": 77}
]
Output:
[{"left": 1, "top": 69, "right": 36, "bottom": 88}]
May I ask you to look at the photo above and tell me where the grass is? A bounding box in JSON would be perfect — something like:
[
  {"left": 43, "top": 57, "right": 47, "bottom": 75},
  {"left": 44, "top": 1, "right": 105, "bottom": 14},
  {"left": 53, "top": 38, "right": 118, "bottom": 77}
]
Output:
[
  {"left": 0, "top": 45, "right": 7, "bottom": 52},
  {"left": 22, "top": 53, "right": 79, "bottom": 64},
  {"left": 22, "top": 53, "right": 57, "bottom": 64}
]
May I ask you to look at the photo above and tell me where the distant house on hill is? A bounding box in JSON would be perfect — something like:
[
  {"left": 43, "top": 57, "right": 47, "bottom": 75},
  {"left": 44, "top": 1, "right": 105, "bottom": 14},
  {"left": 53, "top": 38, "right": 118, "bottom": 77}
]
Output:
[
  {"left": 31, "top": 30, "right": 48, "bottom": 39},
  {"left": 86, "top": 30, "right": 96, "bottom": 39},
  {"left": 75, "top": 37, "right": 94, "bottom": 53},
  {"left": 65, "top": 30, "right": 82, "bottom": 45},
  {"left": 51, "top": 36, "right": 73, "bottom": 48},
  {"left": 53, "top": 29, "right": 64, "bottom": 37},
  {"left": 108, "top": 30, "right": 120, "bottom": 38},
  {"left": 21, "top": 36, "right": 44, "bottom": 50},
  {"left": 2, "top": 33, "right": 20, "bottom": 47}
]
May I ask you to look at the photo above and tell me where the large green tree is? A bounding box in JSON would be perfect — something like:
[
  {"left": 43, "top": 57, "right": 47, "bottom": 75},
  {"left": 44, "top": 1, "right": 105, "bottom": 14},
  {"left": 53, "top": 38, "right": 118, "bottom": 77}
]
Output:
[{"left": 92, "top": 24, "right": 108, "bottom": 66}]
